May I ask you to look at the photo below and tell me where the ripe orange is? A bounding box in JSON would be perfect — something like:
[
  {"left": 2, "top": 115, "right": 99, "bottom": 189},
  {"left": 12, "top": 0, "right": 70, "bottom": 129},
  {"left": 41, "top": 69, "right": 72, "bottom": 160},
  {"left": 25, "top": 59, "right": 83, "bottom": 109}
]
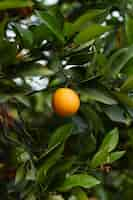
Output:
[{"left": 52, "top": 88, "right": 80, "bottom": 117}]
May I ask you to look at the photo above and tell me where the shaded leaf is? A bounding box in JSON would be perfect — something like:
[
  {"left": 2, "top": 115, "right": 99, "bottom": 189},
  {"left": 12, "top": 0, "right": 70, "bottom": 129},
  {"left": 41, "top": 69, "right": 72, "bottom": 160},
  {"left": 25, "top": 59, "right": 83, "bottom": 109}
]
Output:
[
  {"left": 0, "top": 39, "right": 17, "bottom": 66},
  {"left": 121, "top": 76, "right": 133, "bottom": 91},
  {"left": 109, "top": 45, "right": 133, "bottom": 76},
  {"left": 36, "top": 11, "right": 65, "bottom": 44},
  {"left": 37, "top": 144, "right": 64, "bottom": 183},
  {"left": 25, "top": 193, "right": 36, "bottom": 200},
  {"left": 103, "top": 105, "right": 127, "bottom": 124},
  {"left": 80, "top": 89, "right": 117, "bottom": 105},
  {"left": 15, "top": 165, "right": 25, "bottom": 184},
  {"left": 14, "top": 63, "right": 54, "bottom": 78},
  {"left": 72, "top": 188, "right": 88, "bottom": 200},
  {"left": 13, "top": 24, "right": 33, "bottom": 49},
  {"left": 80, "top": 105, "right": 104, "bottom": 134},
  {"left": 125, "top": 14, "right": 133, "bottom": 44},
  {"left": 48, "top": 195, "right": 64, "bottom": 200},
  {"left": 48, "top": 123, "right": 74, "bottom": 148},
  {"left": 114, "top": 92, "right": 133, "bottom": 107},
  {"left": 26, "top": 167, "right": 36, "bottom": 181},
  {"left": 31, "top": 24, "right": 53, "bottom": 45}
]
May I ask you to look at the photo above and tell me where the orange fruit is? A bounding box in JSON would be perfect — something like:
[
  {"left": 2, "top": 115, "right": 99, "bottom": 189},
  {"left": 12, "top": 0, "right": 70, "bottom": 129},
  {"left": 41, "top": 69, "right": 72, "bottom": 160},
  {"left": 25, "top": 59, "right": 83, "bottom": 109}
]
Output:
[{"left": 52, "top": 88, "right": 80, "bottom": 117}]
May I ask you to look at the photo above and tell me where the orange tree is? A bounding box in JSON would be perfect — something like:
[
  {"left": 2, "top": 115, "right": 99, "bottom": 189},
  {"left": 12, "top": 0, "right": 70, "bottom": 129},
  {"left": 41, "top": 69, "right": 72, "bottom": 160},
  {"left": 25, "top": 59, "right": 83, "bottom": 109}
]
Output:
[{"left": 0, "top": 0, "right": 133, "bottom": 199}]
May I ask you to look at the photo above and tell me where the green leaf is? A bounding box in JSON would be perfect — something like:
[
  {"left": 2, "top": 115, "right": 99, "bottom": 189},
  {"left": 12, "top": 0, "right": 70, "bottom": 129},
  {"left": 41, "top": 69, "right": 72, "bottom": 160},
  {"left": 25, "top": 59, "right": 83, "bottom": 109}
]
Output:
[
  {"left": 0, "top": 17, "right": 8, "bottom": 37},
  {"left": 64, "top": 9, "right": 105, "bottom": 37},
  {"left": 125, "top": 14, "right": 133, "bottom": 44},
  {"left": 90, "top": 128, "right": 119, "bottom": 168},
  {"left": 13, "top": 95, "right": 30, "bottom": 108},
  {"left": 69, "top": 40, "right": 94, "bottom": 54},
  {"left": 48, "top": 123, "right": 74, "bottom": 148},
  {"left": 100, "top": 128, "right": 119, "bottom": 152},
  {"left": 121, "top": 76, "right": 133, "bottom": 91},
  {"left": 25, "top": 193, "right": 36, "bottom": 200},
  {"left": 122, "top": 59, "right": 133, "bottom": 76},
  {"left": 49, "top": 157, "right": 76, "bottom": 179},
  {"left": 19, "top": 151, "right": 30, "bottom": 163},
  {"left": 15, "top": 165, "right": 25, "bottom": 184},
  {"left": 103, "top": 105, "right": 127, "bottom": 124},
  {"left": 26, "top": 167, "right": 36, "bottom": 181},
  {"left": 72, "top": 10, "right": 105, "bottom": 33},
  {"left": 58, "top": 174, "right": 100, "bottom": 191},
  {"left": 95, "top": 185, "right": 108, "bottom": 200},
  {"left": 109, "top": 45, "right": 133, "bottom": 76},
  {"left": 72, "top": 188, "right": 88, "bottom": 200},
  {"left": 50, "top": 77, "right": 65, "bottom": 87},
  {"left": 109, "top": 151, "right": 126, "bottom": 163},
  {"left": 13, "top": 24, "right": 33, "bottom": 49},
  {"left": 11, "top": 62, "right": 54, "bottom": 78},
  {"left": 48, "top": 195, "right": 64, "bottom": 200},
  {"left": 63, "top": 22, "right": 73, "bottom": 38},
  {"left": 0, "top": 79, "right": 26, "bottom": 95},
  {"left": 90, "top": 150, "right": 109, "bottom": 168},
  {"left": 80, "top": 89, "right": 117, "bottom": 105},
  {"left": 37, "top": 144, "right": 64, "bottom": 183},
  {"left": 80, "top": 105, "right": 104, "bottom": 134},
  {"left": 36, "top": 11, "right": 65, "bottom": 44},
  {"left": 74, "top": 24, "right": 111, "bottom": 45},
  {"left": 31, "top": 24, "right": 53, "bottom": 45},
  {"left": 23, "top": 65, "right": 54, "bottom": 77},
  {"left": 0, "top": 0, "right": 33, "bottom": 10},
  {"left": 114, "top": 92, "right": 133, "bottom": 107},
  {"left": 0, "top": 39, "right": 17, "bottom": 66}
]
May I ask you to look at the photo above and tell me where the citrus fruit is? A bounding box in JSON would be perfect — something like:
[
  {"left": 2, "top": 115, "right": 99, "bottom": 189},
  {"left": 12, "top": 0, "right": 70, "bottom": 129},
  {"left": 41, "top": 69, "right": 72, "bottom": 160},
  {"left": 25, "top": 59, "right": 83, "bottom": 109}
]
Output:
[{"left": 52, "top": 88, "right": 80, "bottom": 117}]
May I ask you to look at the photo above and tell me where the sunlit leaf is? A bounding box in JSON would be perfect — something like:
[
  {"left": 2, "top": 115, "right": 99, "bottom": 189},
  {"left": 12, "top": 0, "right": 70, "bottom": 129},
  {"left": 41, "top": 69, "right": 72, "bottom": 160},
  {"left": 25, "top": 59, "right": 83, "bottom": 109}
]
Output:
[{"left": 58, "top": 174, "right": 100, "bottom": 191}]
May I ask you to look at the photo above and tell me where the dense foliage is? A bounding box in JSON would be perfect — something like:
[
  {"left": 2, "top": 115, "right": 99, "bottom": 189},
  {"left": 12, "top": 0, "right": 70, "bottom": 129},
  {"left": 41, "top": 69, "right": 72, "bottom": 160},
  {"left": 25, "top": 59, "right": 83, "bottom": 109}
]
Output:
[{"left": 0, "top": 0, "right": 133, "bottom": 199}]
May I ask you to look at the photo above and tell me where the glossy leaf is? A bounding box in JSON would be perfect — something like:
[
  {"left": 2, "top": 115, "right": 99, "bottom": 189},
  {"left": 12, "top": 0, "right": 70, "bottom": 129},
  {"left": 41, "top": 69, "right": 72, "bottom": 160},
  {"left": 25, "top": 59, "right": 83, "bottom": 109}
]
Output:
[
  {"left": 100, "top": 128, "right": 119, "bottom": 152},
  {"left": 103, "top": 105, "right": 127, "bottom": 124},
  {"left": 109, "top": 151, "right": 126, "bottom": 163},
  {"left": 91, "top": 128, "right": 119, "bottom": 168},
  {"left": 64, "top": 9, "right": 105, "bottom": 37},
  {"left": 80, "top": 89, "right": 117, "bottom": 105},
  {"left": 74, "top": 24, "right": 111, "bottom": 45},
  {"left": 90, "top": 149, "right": 109, "bottom": 168},
  {"left": 58, "top": 174, "right": 100, "bottom": 191}
]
